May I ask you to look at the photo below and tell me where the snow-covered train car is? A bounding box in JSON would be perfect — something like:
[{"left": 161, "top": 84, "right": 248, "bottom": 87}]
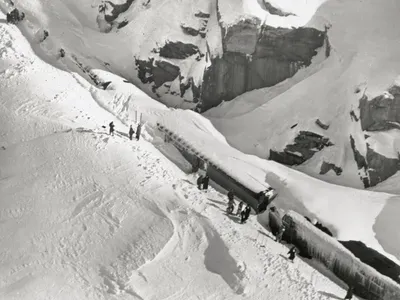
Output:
[
  {"left": 156, "top": 122, "right": 274, "bottom": 212},
  {"left": 282, "top": 211, "right": 400, "bottom": 300}
]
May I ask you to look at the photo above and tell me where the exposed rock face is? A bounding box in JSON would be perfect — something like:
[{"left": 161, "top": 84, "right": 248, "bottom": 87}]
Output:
[
  {"left": 359, "top": 86, "right": 400, "bottom": 131},
  {"left": 181, "top": 12, "right": 209, "bottom": 38},
  {"left": 200, "top": 24, "right": 325, "bottom": 110},
  {"left": 269, "top": 131, "right": 333, "bottom": 166},
  {"left": 319, "top": 161, "right": 343, "bottom": 176},
  {"left": 103, "top": 0, "right": 135, "bottom": 23},
  {"left": 349, "top": 135, "right": 371, "bottom": 188},
  {"left": 348, "top": 87, "right": 400, "bottom": 187},
  {"left": 159, "top": 41, "right": 201, "bottom": 59},
  {"left": 366, "top": 145, "right": 400, "bottom": 187},
  {"left": 180, "top": 25, "right": 206, "bottom": 38},
  {"left": 315, "top": 118, "right": 329, "bottom": 130},
  {"left": 349, "top": 135, "right": 400, "bottom": 188},
  {"left": 130, "top": 6, "right": 325, "bottom": 110},
  {"left": 340, "top": 240, "right": 400, "bottom": 284},
  {"left": 135, "top": 58, "right": 180, "bottom": 92}
]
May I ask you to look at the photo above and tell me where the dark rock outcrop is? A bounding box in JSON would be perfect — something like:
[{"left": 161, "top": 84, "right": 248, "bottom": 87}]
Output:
[
  {"left": 320, "top": 161, "right": 343, "bottom": 176},
  {"left": 180, "top": 24, "right": 207, "bottom": 38},
  {"left": 359, "top": 86, "right": 400, "bottom": 131},
  {"left": 315, "top": 118, "right": 329, "bottom": 130},
  {"left": 194, "top": 11, "right": 210, "bottom": 18},
  {"left": 349, "top": 135, "right": 370, "bottom": 188},
  {"left": 259, "top": 1, "right": 296, "bottom": 17},
  {"left": 349, "top": 135, "right": 400, "bottom": 188},
  {"left": 340, "top": 240, "right": 400, "bottom": 284},
  {"left": 103, "top": 0, "right": 135, "bottom": 23},
  {"left": 117, "top": 20, "right": 129, "bottom": 29},
  {"left": 366, "top": 144, "right": 400, "bottom": 187},
  {"left": 6, "top": 8, "right": 25, "bottom": 24},
  {"left": 135, "top": 58, "right": 180, "bottom": 91},
  {"left": 200, "top": 23, "right": 325, "bottom": 110},
  {"left": 269, "top": 131, "right": 333, "bottom": 166},
  {"left": 159, "top": 41, "right": 200, "bottom": 59}
]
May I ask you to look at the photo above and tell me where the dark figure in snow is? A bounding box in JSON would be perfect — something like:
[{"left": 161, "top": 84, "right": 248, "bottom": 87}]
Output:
[
  {"left": 236, "top": 201, "right": 244, "bottom": 215},
  {"left": 287, "top": 246, "right": 297, "bottom": 262},
  {"left": 227, "top": 191, "right": 234, "bottom": 202},
  {"left": 129, "top": 125, "right": 135, "bottom": 140},
  {"left": 109, "top": 121, "right": 115, "bottom": 136},
  {"left": 275, "top": 226, "right": 286, "bottom": 243},
  {"left": 7, "top": 8, "right": 25, "bottom": 25},
  {"left": 226, "top": 201, "right": 235, "bottom": 214},
  {"left": 136, "top": 123, "right": 142, "bottom": 141},
  {"left": 40, "top": 30, "right": 49, "bottom": 42},
  {"left": 202, "top": 175, "right": 209, "bottom": 190},
  {"left": 197, "top": 175, "right": 204, "bottom": 190},
  {"left": 241, "top": 205, "right": 251, "bottom": 224},
  {"left": 344, "top": 286, "right": 354, "bottom": 300},
  {"left": 226, "top": 191, "right": 235, "bottom": 214}
]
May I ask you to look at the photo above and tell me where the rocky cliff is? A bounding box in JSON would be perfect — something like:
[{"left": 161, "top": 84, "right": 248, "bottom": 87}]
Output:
[
  {"left": 126, "top": 1, "right": 326, "bottom": 110},
  {"left": 349, "top": 86, "right": 400, "bottom": 188},
  {"left": 200, "top": 23, "right": 325, "bottom": 110}
]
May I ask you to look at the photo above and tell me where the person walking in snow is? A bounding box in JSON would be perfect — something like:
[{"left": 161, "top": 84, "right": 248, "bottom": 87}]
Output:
[
  {"left": 228, "top": 190, "right": 234, "bottom": 202},
  {"left": 241, "top": 204, "right": 251, "bottom": 224},
  {"left": 129, "top": 125, "right": 135, "bottom": 140},
  {"left": 236, "top": 201, "right": 244, "bottom": 215},
  {"left": 275, "top": 226, "right": 286, "bottom": 243},
  {"left": 226, "top": 191, "right": 235, "bottom": 214},
  {"left": 109, "top": 121, "right": 115, "bottom": 136},
  {"left": 287, "top": 246, "right": 297, "bottom": 262},
  {"left": 344, "top": 286, "right": 354, "bottom": 300},
  {"left": 240, "top": 207, "right": 247, "bottom": 223},
  {"left": 136, "top": 123, "right": 142, "bottom": 141},
  {"left": 202, "top": 175, "right": 209, "bottom": 190},
  {"left": 197, "top": 175, "right": 204, "bottom": 190}
]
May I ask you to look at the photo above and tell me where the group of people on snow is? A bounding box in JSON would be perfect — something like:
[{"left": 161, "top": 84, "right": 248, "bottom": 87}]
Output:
[
  {"left": 226, "top": 191, "right": 251, "bottom": 223},
  {"left": 108, "top": 121, "right": 142, "bottom": 141},
  {"left": 195, "top": 175, "right": 354, "bottom": 299}
]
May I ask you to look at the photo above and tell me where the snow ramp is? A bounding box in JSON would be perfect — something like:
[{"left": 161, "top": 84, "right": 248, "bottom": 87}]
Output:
[{"left": 282, "top": 211, "right": 400, "bottom": 300}]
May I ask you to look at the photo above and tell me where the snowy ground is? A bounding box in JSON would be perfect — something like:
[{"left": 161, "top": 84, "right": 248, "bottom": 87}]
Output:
[{"left": 0, "top": 10, "right": 364, "bottom": 300}]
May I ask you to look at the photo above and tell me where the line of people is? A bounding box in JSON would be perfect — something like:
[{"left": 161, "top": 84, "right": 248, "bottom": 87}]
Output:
[{"left": 109, "top": 121, "right": 142, "bottom": 141}]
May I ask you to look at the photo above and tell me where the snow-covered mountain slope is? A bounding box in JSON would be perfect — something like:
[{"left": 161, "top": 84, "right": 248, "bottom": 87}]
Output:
[
  {"left": 205, "top": 0, "right": 400, "bottom": 189},
  {"left": 0, "top": 0, "right": 329, "bottom": 111},
  {"left": 0, "top": 14, "right": 361, "bottom": 300}
]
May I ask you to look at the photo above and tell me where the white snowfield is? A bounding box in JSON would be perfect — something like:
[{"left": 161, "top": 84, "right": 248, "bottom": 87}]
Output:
[
  {"left": 0, "top": 8, "right": 371, "bottom": 300},
  {"left": 1, "top": 3, "right": 400, "bottom": 300}
]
